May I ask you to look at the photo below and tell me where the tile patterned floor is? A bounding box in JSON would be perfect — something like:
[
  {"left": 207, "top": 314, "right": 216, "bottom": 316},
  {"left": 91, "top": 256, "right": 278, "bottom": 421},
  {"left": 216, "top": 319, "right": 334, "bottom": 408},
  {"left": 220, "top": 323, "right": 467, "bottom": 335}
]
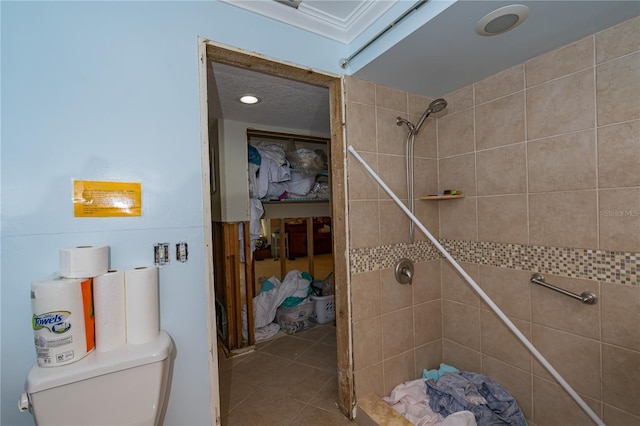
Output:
[{"left": 218, "top": 324, "right": 354, "bottom": 425}]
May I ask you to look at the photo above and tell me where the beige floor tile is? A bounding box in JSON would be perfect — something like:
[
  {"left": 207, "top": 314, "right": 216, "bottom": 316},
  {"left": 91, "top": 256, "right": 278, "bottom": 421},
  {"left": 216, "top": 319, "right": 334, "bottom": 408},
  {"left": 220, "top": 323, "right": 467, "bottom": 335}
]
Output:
[
  {"left": 219, "top": 369, "right": 258, "bottom": 414},
  {"left": 218, "top": 281, "right": 340, "bottom": 423},
  {"left": 289, "top": 404, "right": 353, "bottom": 425},
  {"left": 261, "top": 361, "right": 334, "bottom": 403},
  {"left": 309, "top": 376, "right": 341, "bottom": 412},
  {"left": 295, "top": 324, "right": 334, "bottom": 342},
  {"left": 319, "top": 326, "right": 337, "bottom": 347},
  {"left": 299, "top": 342, "right": 338, "bottom": 373},
  {"left": 230, "top": 352, "right": 291, "bottom": 385},
  {"left": 222, "top": 391, "right": 306, "bottom": 426},
  {"left": 260, "top": 335, "right": 317, "bottom": 361}
]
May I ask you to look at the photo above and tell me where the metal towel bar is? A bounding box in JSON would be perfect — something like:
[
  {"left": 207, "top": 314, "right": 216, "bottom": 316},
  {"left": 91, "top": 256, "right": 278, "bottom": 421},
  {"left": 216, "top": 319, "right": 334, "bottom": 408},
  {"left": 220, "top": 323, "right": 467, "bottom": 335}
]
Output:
[{"left": 530, "top": 273, "right": 597, "bottom": 304}]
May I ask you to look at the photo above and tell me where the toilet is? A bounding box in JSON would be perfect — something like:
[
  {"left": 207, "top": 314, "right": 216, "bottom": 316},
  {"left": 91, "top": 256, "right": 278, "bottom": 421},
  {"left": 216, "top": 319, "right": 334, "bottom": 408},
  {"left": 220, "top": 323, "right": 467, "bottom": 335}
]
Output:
[{"left": 20, "top": 330, "right": 173, "bottom": 425}]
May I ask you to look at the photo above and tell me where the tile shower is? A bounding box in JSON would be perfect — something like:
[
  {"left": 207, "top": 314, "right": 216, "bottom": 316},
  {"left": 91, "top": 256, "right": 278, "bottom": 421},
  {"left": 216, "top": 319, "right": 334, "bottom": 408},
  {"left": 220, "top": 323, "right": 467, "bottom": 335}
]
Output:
[{"left": 346, "top": 16, "right": 639, "bottom": 426}]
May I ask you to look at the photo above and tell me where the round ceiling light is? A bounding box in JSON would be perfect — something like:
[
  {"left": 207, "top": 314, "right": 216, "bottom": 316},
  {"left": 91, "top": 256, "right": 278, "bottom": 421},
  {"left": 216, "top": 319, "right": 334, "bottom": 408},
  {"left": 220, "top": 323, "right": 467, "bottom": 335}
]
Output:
[
  {"left": 238, "top": 95, "right": 261, "bottom": 105},
  {"left": 475, "top": 4, "right": 529, "bottom": 36}
]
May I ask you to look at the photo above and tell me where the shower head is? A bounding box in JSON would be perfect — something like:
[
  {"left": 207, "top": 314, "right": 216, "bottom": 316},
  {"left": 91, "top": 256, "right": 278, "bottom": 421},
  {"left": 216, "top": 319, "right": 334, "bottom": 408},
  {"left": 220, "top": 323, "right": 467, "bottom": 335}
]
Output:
[
  {"left": 427, "top": 98, "right": 448, "bottom": 114},
  {"left": 414, "top": 97, "right": 448, "bottom": 135}
]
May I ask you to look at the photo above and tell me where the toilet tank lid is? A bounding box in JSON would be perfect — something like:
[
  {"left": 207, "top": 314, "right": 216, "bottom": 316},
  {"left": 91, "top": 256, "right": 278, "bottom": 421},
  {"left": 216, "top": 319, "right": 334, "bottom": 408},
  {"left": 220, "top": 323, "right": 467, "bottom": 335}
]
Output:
[{"left": 26, "top": 330, "right": 173, "bottom": 394}]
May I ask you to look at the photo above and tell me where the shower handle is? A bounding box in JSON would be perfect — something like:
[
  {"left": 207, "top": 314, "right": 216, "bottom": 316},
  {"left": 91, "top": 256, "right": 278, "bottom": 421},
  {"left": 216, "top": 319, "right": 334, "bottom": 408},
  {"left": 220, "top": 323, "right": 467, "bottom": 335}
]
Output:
[{"left": 395, "top": 258, "right": 414, "bottom": 284}]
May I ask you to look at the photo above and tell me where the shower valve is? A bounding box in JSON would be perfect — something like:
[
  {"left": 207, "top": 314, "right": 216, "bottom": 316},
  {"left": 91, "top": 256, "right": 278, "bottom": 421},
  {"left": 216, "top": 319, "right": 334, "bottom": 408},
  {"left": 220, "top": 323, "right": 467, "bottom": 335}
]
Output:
[{"left": 395, "top": 258, "right": 414, "bottom": 284}]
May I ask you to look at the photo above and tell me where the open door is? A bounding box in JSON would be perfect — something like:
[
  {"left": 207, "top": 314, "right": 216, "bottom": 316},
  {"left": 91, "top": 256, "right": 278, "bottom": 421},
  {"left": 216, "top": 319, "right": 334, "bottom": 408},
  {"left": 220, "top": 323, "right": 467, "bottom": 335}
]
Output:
[{"left": 197, "top": 37, "right": 354, "bottom": 421}]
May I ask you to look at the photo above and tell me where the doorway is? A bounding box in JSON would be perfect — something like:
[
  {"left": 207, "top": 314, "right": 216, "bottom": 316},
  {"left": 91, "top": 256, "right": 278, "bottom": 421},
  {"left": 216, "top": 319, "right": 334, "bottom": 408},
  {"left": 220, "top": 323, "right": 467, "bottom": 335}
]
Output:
[{"left": 197, "top": 38, "right": 353, "bottom": 423}]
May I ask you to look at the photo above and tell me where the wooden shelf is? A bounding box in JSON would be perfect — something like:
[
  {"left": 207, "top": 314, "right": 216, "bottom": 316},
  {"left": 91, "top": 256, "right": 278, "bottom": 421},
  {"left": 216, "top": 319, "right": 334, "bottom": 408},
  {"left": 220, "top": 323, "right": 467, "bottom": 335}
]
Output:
[
  {"left": 261, "top": 199, "right": 330, "bottom": 219},
  {"left": 419, "top": 194, "right": 465, "bottom": 200},
  {"left": 261, "top": 197, "right": 329, "bottom": 203}
]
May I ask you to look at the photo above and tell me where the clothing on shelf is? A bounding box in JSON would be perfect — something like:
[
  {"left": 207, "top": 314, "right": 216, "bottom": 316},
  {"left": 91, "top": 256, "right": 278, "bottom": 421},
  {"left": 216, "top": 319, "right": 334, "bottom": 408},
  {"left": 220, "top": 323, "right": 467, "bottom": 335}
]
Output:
[{"left": 248, "top": 142, "right": 329, "bottom": 202}]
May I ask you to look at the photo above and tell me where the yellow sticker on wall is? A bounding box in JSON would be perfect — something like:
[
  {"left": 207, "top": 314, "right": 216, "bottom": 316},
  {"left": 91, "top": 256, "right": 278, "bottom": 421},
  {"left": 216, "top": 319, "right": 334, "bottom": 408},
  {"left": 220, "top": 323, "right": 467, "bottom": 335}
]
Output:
[{"left": 73, "top": 180, "right": 141, "bottom": 217}]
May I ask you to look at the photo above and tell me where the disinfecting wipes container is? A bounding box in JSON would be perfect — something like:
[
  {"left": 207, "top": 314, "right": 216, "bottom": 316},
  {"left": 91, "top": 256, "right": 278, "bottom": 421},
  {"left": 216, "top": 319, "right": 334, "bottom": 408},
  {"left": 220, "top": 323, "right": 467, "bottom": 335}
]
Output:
[{"left": 31, "top": 277, "right": 95, "bottom": 367}]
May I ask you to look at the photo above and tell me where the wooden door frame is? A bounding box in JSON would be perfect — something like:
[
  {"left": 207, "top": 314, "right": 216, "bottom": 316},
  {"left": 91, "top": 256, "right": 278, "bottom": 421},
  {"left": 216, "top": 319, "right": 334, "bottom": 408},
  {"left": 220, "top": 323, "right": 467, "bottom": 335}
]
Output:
[{"left": 197, "top": 37, "right": 354, "bottom": 423}]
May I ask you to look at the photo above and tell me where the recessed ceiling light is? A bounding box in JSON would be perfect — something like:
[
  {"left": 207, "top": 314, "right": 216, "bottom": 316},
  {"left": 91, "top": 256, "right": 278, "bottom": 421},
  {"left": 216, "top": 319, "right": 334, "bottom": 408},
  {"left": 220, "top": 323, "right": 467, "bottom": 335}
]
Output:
[
  {"left": 476, "top": 4, "right": 529, "bottom": 36},
  {"left": 238, "top": 95, "right": 261, "bottom": 105}
]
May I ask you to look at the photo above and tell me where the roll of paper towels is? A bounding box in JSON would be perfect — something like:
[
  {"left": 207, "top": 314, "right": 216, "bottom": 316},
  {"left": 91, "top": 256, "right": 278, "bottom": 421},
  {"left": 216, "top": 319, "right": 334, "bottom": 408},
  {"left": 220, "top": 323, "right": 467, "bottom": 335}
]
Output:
[
  {"left": 60, "top": 245, "right": 109, "bottom": 278},
  {"left": 93, "top": 270, "right": 126, "bottom": 352},
  {"left": 31, "top": 277, "right": 95, "bottom": 367},
  {"left": 125, "top": 266, "right": 159, "bottom": 344}
]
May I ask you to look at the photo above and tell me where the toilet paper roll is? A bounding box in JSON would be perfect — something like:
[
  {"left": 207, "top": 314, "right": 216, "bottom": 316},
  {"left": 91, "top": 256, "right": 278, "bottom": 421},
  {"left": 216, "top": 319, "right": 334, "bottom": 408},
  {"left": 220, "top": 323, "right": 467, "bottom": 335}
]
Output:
[
  {"left": 31, "top": 277, "right": 95, "bottom": 367},
  {"left": 125, "top": 266, "right": 160, "bottom": 344},
  {"left": 93, "top": 270, "right": 126, "bottom": 352},
  {"left": 60, "top": 245, "right": 109, "bottom": 278}
]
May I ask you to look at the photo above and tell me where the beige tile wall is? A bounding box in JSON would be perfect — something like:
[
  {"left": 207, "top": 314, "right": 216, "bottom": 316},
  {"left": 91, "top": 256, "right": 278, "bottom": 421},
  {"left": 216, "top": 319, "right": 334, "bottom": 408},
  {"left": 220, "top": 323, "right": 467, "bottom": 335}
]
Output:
[
  {"left": 345, "top": 70, "right": 444, "bottom": 400},
  {"left": 346, "top": 15, "right": 639, "bottom": 426},
  {"left": 435, "top": 16, "right": 640, "bottom": 425}
]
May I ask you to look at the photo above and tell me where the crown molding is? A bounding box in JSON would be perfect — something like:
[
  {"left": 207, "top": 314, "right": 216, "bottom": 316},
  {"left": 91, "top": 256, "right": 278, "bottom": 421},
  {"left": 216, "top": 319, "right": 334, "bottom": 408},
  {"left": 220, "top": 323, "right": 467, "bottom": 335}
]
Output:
[{"left": 220, "top": 0, "right": 397, "bottom": 43}]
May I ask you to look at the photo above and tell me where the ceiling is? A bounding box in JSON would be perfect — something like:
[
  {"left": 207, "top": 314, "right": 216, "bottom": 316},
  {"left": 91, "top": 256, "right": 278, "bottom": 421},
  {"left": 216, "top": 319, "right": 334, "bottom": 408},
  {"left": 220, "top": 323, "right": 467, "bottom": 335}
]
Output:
[
  {"left": 355, "top": 0, "right": 640, "bottom": 97},
  {"left": 210, "top": 61, "right": 331, "bottom": 136},
  {"left": 213, "top": 0, "right": 639, "bottom": 135}
]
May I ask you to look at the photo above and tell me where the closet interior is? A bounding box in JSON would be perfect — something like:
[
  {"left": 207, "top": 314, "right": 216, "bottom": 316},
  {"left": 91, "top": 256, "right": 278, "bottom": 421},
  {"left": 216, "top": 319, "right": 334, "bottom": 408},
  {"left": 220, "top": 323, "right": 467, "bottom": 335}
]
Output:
[{"left": 214, "top": 129, "right": 334, "bottom": 354}]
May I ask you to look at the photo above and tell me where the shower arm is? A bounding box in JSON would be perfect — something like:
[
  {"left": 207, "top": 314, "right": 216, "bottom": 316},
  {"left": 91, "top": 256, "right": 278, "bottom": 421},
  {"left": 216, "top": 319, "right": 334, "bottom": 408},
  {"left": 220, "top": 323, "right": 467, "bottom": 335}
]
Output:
[
  {"left": 347, "top": 145, "right": 606, "bottom": 426},
  {"left": 413, "top": 110, "right": 430, "bottom": 135},
  {"left": 413, "top": 98, "right": 447, "bottom": 135}
]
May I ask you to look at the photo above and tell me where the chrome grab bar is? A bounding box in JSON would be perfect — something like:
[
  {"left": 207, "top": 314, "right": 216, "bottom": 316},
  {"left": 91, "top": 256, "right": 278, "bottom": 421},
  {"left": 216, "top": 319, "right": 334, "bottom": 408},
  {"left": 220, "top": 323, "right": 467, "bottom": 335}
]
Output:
[{"left": 530, "top": 273, "right": 597, "bottom": 305}]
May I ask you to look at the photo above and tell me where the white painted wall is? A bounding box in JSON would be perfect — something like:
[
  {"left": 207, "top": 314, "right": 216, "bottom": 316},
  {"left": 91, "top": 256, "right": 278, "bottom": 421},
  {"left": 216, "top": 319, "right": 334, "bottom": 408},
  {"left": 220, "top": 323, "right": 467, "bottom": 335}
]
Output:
[
  {"left": 218, "top": 120, "right": 251, "bottom": 223},
  {"left": 0, "top": 1, "right": 346, "bottom": 425}
]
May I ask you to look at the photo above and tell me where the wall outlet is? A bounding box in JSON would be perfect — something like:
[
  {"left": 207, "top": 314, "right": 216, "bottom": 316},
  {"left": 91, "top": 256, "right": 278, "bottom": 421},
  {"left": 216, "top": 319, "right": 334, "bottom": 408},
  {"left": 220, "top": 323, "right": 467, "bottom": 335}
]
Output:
[
  {"left": 176, "top": 242, "right": 188, "bottom": 263},
  {"left": 154, "top": 242, "right": 170, "bottom": 266}
]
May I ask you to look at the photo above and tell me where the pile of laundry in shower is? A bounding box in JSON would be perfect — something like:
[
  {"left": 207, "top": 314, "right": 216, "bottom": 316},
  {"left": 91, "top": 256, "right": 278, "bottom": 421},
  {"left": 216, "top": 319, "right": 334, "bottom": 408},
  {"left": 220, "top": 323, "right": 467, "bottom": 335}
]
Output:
[
  {"left": 242, "top": 270, "right": 334, "bottom": 342},
  {"left": 384, "top": 363, "right": 527, "bottom": 426}
]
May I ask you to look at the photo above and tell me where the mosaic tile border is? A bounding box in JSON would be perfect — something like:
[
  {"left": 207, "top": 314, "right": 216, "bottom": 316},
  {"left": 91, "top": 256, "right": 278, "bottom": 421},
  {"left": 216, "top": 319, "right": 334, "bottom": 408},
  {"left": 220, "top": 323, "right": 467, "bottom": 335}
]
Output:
[
  {"left": 348, "top": 240, "right": 440, "bottom": 273},
  {"left": 350, "top": 240, "right": 639, "bottom": 285}
]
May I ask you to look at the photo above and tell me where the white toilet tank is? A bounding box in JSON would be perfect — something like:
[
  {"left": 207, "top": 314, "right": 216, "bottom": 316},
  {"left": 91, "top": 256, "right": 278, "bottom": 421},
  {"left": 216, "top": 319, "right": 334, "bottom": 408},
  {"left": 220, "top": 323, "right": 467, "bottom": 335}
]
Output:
[{"left": 24, "top": 330, "right": 173, "bottom": 426}]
